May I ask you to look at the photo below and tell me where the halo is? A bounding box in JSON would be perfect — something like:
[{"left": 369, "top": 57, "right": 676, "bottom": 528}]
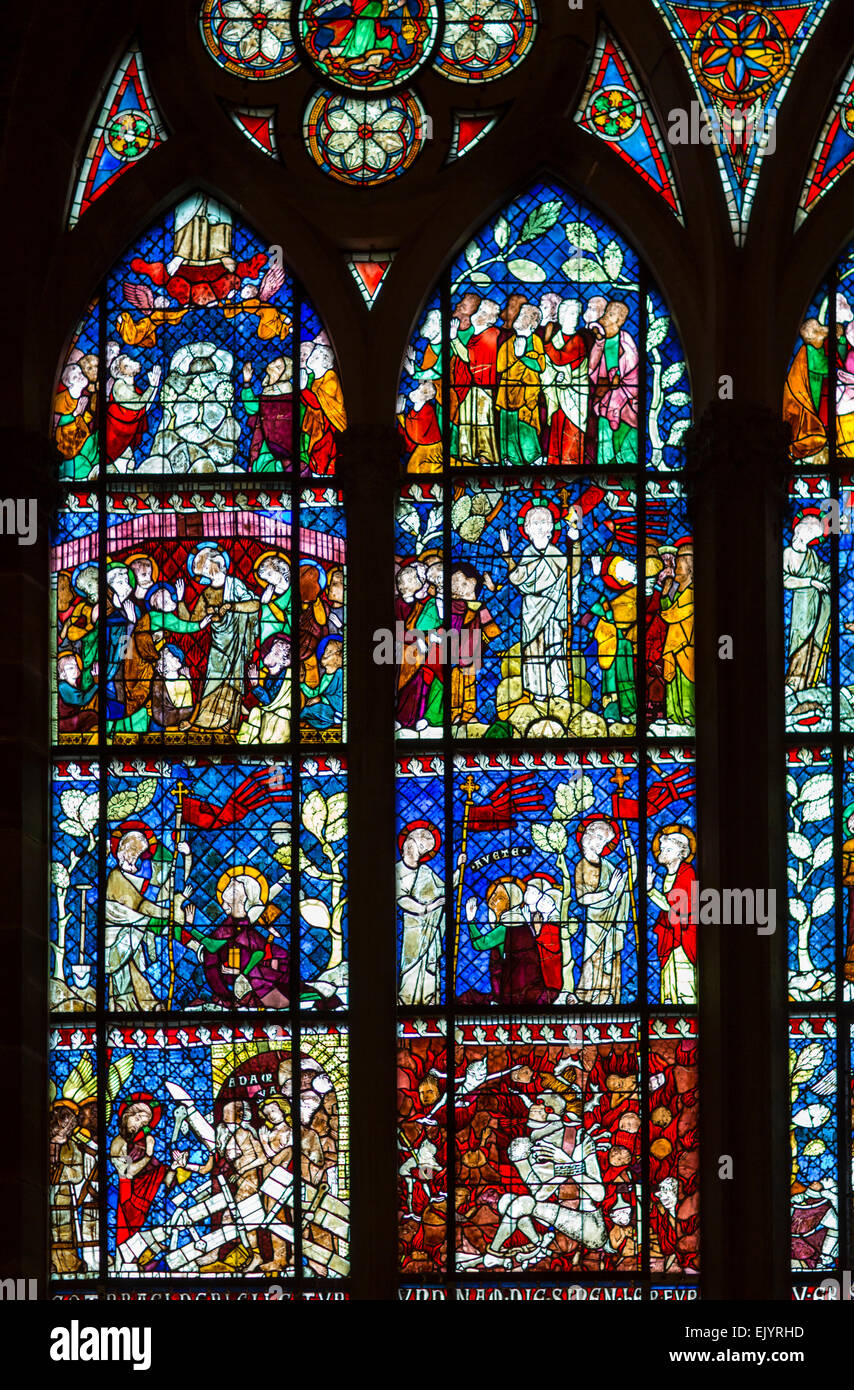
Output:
[
  {"left": 575, "top": 814, "right": 620, "bottom": 854},
  {"left": 253, "top": 549, "right": 291, "bottom": 579},
  {"left": 117, "top": 1092, "right": 162, "bottom": 1129},
  {"left": 398, "top": 819, "right": 441, "bottom": 861},
  {"left": 71, "top": 561, "right": 98, "bottom": 595},
  {"left": 416, "top": 548, "right": 443, "bottom": 568},
  {"left": 146, "top": 581, "right": 178, "bottom": 610},
  {"left": 484, "top": 874, "right": 526, "bottom": 909},
  {"left": 651, "top": 822, "right": 697, "bottom": 864},
  {"left": 524, "top": 871, "right": 559, "bottom": 888},
  {"left": 216, "top": 864, "right": 270, "bottom": 907},
  {"left": 123, "top": 551, "right": 160, "bottom": 582},
  {"left": 110, "top": 819, "right": 157, "bottom": 859},
  {"left": 792, "top": 506, "right": 823, "bottom": 532},
  {"left": 518, "top": 497, "right": 561, "bottom": 542},
  {"left": 105, "top": 560, "right": 134, "bottom": 590},
  {"left": 188, "top": 541, "right": 231, "bottom": 581},
  {"left": 300, "top": 559, "right": 327, "bottom": 590}
]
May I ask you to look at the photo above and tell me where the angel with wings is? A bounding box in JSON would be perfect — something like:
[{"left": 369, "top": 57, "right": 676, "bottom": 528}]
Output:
[
  {"left": 115, "top": 280, "right": 188, "bottom": 351},
  {"left": 222, "top": 262, "right": 291, "bottom": 341}
]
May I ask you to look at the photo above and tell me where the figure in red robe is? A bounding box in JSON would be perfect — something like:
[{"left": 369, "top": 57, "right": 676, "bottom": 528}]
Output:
[
  {"left": 398, "top": 380, "right": 442, "bottom": 472},
  {"left": 650, "top": 826, "right": 698, "bottom": 1005},
  {"left": 105, "top": 354, "right": 161, "bottom": 467},
  {"left": 111, "top": 1095, "right": 170, "bottom": 1253},
  {"left": 543, "top": 299, "right": 591, "bottom": 467}
]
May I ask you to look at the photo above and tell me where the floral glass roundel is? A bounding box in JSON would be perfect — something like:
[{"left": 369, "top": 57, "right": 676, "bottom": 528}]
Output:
[
  {"left": 588, "top": 84, "right": 642, "bottom": 141},
  {"left": 200, "top": 0, "right": 299, "bottom": 79},
  {"left": 691, "top": 6, "right": 790, "bottom": 102},
  {"left": 304, "top": 89, "right": 425, "bottom": 183},
  {"left": 298, "top": 0, "right": 439, "bottom": 91},
  {"left": 106, "top": 110, "right": 155, "bottom": 161},
  {"left": 434, "top": 0, "right": 536, "bottom": 83}
]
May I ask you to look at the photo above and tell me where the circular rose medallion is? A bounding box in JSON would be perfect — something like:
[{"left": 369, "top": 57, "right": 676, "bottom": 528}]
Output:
[
  {"left": 588, "top": 86, "right": 642, "bottom": 142},
  {"left": 107, "top": 110, "right": 154, "bottom": 160},
  {"left": 200, "top": 0, "right": 299, "bottom": 80},
  {"left": 434, "top": 0, "right": 536, "bottom": 83},
  {"left": 303, "top": 89, "right": 426, "bottom": 183},
  {"left": 691, "top": 5, "right": 789, "bottom": 103},
  {"left": 298, "top": 0, "right": 439, "bottom": 91},
  {"left": 841, "top": 95, "right": 854, "bottom": 139}
]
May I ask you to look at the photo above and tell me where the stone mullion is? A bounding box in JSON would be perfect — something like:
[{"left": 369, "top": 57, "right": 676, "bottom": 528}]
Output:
[
  {"left": 687, "top": 402, "right": 790, "bottom": 1299},
  {"left": 338, "top": 426, "right": 400, "bottom": 1300}
]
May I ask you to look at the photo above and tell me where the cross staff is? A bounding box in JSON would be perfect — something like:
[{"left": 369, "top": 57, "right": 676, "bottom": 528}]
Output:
[
  {"left": 452, "top": 775, "right": 479, "bottom": 987},
  {"left": 558, "top": 486, "right": 576, "bottom": 705},
  {"left": 610, "top": 766, "right": 639, "bottom": 956},
  {"left": 166, "top": 780, "right": 189, "bottom": 1009},
  {"left": 807, "top": 598, "right": 832, "bottom": 690}
]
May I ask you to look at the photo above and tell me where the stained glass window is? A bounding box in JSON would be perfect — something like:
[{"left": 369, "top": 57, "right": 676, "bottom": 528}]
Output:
[
  {"left": 53, "top": 196, "right": 346, "bottom": 480},
  {"left": 447, "top": 110, "right": 502, "bottom": 163},
  {"left": 346, "top": 252, "right": 394, "bottom": 307},
  {"left": 783, "top": 238, "right": 854, "bottom": 1289},
  {"left": 395, "top": 183, "right": 698, "bottom": 1296},
  {"left": 298, "top": 0, "right": 440, "bottom": 90},
  {"left": 653, "top": 1, "right": 832, "bottom": 243},
  {"left": 228, "top": 106, "right": 281, "bottom": 161},
  {"left": 68, "top": 47, "right": 166, "bottom": 228},
  {"left": 796, "top": 59, "right": 854, "bottom": 228},
  {"left": 434, "top": 0, "right": 537, "bottom": 83},
  {"left": 49, "top": 200, "right": 349, "bottom": 1293},
  {"left": 200, "top": 0, "right": 299, "bottom": 79},
  {"left": 575, "top": 28, "right": 683, "bottom": 223},
  {"left": 303, "top": 90, "right": 427, "bottom": 184}
]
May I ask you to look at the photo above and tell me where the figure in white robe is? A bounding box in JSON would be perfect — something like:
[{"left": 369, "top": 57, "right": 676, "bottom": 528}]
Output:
[
  {"left": 182, "top": 545, "right": 260, "bottom": 730},
  {"left": 500, "top": 505, "right": 569, "bottom": 701},
  {"left": 173, "top": 194, "right": 233, "bottom": 268},
  {"left": 784, "top": 512, "right": 830, "bottom": 691},
  {"left": 575, "top": 818, "right": 634, "bottom": 1005},
  {"left": 397, "top": 823, "right": 446, "bottom": 1006},
  {"left": 104, "top": 828, "right": 194, "bottom": 1010}
]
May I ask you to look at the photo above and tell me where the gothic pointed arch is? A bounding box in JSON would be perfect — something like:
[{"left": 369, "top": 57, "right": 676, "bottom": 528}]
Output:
[
  {"left": 394, "top": 178, "right": 699, "bottom": 1295},
  {"left": 49, "top": 191, "right": 351, "bottom": 1292}
]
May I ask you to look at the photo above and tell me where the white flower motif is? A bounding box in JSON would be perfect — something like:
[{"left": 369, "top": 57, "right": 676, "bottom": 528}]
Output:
[
  {"left": 219, "top": 0, "right": 292, "bottom": 67},
  {"left": 444, "top": 0, "right": 517, "bottom": 67},
  {"left": 327, "top": 101, "right": 405, "bottom": 179}
]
